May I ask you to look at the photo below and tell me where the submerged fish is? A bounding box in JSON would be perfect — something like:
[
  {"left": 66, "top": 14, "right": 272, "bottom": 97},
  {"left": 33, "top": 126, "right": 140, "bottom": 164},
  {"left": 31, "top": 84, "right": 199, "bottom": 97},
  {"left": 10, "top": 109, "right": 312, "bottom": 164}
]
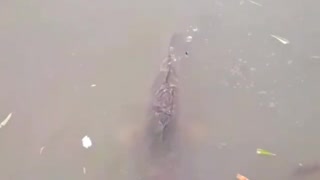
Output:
[
  {"left": 140, "top": 33, "right": 189, "bottom": 180},
  {"left": 146, "top": 36, "right": 180, "bottom": 152},
  {"left": 121, "top": 33, "right": 198, "bottom": 180}
]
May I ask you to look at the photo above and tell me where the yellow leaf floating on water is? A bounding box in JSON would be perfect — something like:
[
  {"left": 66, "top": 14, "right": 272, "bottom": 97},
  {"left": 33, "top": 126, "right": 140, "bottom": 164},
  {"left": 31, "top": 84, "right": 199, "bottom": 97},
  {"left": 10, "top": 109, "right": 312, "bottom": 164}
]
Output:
[{"left": 256, "top": 148, "right": 276, "bottom": 156}]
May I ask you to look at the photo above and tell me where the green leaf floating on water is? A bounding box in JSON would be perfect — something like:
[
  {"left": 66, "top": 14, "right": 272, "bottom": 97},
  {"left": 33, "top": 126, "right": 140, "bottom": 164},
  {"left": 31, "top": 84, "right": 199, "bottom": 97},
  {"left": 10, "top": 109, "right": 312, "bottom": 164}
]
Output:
[{"left": 256, "top": 148, "right": 276, "bottom": 156}]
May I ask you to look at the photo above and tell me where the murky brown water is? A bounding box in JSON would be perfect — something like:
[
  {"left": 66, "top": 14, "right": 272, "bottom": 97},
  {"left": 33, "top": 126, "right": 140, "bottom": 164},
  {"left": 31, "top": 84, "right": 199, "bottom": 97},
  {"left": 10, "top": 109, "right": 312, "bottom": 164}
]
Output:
[{"left": 1, "top": 0, "right": 320, "bottom": 180}]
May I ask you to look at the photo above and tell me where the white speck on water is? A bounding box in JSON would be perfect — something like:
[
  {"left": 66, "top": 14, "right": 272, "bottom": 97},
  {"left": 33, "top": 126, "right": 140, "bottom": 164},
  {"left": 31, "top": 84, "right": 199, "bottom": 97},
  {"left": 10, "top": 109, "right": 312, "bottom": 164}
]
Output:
[
  {"left": 185, "top": 36, "right": 193, "bottom": 43},
  {"left": 83, "top": 167, "right": 86, "bottom": 174},
  {"left": 192, "top": 27, "right": 199, "bottom": 32},
  {"left": 268, "top": 102, "right": 276, "bottom": 108},
  {"left": 71, "top": 52, "right": 76, "bottom": 56},
  {"left": 257, "top": 91, "right": 267, "bottom": 95},
  {"left": 240, "top": 0, "right": 245, "bottom": 5},
  {"left": 299, "top": 163, "right": 303, "bottom": 167},
  {"left": 90, "top": 84, "right": 96, "bottom": 87},
  {"left": 270, "top": 35, "right": 290, "bottom": 44},
  {"left": 266, "top": 63, "right": 270, "bottom": 67},
  {"left": 0, "top": 112, "right": 12, "bottom": 128},
  {"left": 40, "top": 146, "right": 45, "bottom": 155},
  {"left": 82, "top": 135, "right": 92, "bottom": 149},
  {"left": 248, "top": 32, "right": 252, "bottom": 36},
  {"left": 247, "top": 0, "right": 262, "bottom": 6},
  {"left": 287, "top": 60, "right": 293, "bottom": 65}
]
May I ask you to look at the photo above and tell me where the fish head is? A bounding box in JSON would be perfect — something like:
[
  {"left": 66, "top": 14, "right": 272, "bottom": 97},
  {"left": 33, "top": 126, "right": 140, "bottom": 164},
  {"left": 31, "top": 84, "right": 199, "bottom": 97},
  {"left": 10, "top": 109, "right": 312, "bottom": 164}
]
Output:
[{"left": 167, "top": 33, "right": 192, "bottom": 60}]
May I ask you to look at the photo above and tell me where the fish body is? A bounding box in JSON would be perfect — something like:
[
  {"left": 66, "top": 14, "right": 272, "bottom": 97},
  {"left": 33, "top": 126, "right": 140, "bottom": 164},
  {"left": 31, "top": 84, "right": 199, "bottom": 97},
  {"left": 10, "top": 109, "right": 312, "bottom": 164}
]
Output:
[
  {"left": 141, "top": 33, "right": 187, "bottom": 180},
  {"left": 147, "top": 53, "right": 179, "bottom": 152}
]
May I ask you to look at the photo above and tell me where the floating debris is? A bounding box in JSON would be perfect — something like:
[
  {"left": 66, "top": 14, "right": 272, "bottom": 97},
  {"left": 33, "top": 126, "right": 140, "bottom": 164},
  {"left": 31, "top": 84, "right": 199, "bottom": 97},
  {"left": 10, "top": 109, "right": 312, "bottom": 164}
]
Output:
[
  {"left": 256, "top": 148, "right": 276, "bottom": 156},
  {"left": 237, "top": 173, "right": 249, "bottom": 180},
  {"left": 40, "top": 146, "right": 45, "bottom": 155},
  {"left": 247, "top": 0, "right": 262, "bottom": 6},
  {"left": 299, "top": 163, "right": 303, "bottom": 167},
  {"left": 185, "top": 36, "right": 193, "bottom": 43},
  {"left": 287, "top": 60, "right": 293, "bottom": 65},
  {"left": 83, "top": 167, "right": 87, "bottom": 174},
  {"left": 90, "top": 84, "right": 97, "bottom": 87},
  {"left": 0, "top": 112, "right": 12, "bottom": 128},
  {"left": 270, "top": 35, "right": 290, "bottom": 44},
  {"left": 192, "top": 27, "right": 199, "bottom": 32},
  {"left": 82, "top": 135, "right": 92, "bottom": 149}
]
